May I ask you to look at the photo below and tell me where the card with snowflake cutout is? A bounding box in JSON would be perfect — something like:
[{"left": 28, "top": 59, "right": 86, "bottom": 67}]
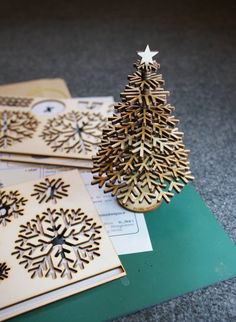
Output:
[
  {"left": 0, "top": 96, "right": 114, "bottom": 168},
  {"left": 0, "top": 96, "right": 113, "bottom": 160},
  {"left": 0, "top": 170, "right": 125, "bottom": 321}
]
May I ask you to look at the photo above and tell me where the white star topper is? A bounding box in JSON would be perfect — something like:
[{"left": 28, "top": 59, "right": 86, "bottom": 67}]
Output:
[{"left": 137, "top": 45, "right": 158, "bottom": 65}]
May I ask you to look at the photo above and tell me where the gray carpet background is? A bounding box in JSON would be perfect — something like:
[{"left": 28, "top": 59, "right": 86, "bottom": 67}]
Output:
[{"left": 0, "top": 0, "right": 235, "bottom": 321}]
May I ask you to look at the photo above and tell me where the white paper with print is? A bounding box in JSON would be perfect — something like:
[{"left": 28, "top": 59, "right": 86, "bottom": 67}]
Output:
[{"left": 81, "top": 172, "right": 153, "bottom": 255}]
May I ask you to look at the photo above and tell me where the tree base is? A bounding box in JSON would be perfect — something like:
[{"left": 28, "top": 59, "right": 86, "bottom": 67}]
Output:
[{"left": 117, "top": 196, "right": 162, "bottom": 213}]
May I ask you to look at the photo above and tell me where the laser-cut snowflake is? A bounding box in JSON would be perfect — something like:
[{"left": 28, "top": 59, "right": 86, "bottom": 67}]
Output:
[
  {"left": 31, "top": 177, "right": 70, "bottom": 204},
  {"left": 0, "top": 110, "right": 38, "bottom": 148},
  {"left": 0, "top": 262, "right": 10, "bottom": 280},
  {"left": 0, "top": 190, "right": 28, "bottom": 227},
  {"left": 40, "top": 110, "right": 107, "bottom": 155},
  {"left": 12, "top": 208, "right": 102, "bottom": 279}
]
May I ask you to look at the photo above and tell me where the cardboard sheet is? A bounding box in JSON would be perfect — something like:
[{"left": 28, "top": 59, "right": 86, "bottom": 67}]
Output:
[{"left": 0, "top": 79, "right": 71, "bottom": 99}]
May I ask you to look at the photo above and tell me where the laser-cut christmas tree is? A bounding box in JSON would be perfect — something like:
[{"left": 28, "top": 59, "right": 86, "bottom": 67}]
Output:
[{"left": 92, "top": 46, "right": 194, "bottom": 212}]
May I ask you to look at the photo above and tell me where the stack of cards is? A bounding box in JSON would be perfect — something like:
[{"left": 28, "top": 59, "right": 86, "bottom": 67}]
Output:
[
  {"left": 0, "top": 170, "right": 125, "bottom": 320},
  {"left": 0, "top": 96, "right": 114, "bottom": 168}
]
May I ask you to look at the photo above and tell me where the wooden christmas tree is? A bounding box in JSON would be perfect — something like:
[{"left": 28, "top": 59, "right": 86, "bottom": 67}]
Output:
[{"left": 92, "top": 45, "right": 194, "bottom": 212}]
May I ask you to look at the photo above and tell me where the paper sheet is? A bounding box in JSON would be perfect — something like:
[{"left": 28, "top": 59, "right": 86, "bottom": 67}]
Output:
[
  {"left": 0, "top": 167, "right": 152, "bottom": 255},
  {"left": 81, "top": 173, "right": 153, "bottom": 255}
]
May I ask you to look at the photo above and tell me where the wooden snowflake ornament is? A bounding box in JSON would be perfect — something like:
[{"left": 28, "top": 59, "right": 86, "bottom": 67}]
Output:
[
  {"left": 40, "top": 110, "right": 107, "bottom": 155},
  {"left": 92, "top": 46, "right": 194, "bottom": 212},
  {"left": 12, "top": 208, "right": 102, "bottom": 279},
  {"left": 0, "top": 110, "right": 38, "bottom": 148}
]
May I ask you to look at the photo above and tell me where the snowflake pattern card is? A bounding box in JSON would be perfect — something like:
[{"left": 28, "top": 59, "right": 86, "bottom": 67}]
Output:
[
  {"left": 0, "top": 96, "right": 114, "bottom": 168},
  {"left": 0, "top": 97, "right": 112, "bottom": 160},
  {"left": 0, "top": 170, "right": 125, "bottom": 321}
]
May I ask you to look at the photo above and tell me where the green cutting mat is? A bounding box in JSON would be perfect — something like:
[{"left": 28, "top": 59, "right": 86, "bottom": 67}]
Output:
[{"left": 10, "top": 185, "right": 236, "bottom": 322}]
